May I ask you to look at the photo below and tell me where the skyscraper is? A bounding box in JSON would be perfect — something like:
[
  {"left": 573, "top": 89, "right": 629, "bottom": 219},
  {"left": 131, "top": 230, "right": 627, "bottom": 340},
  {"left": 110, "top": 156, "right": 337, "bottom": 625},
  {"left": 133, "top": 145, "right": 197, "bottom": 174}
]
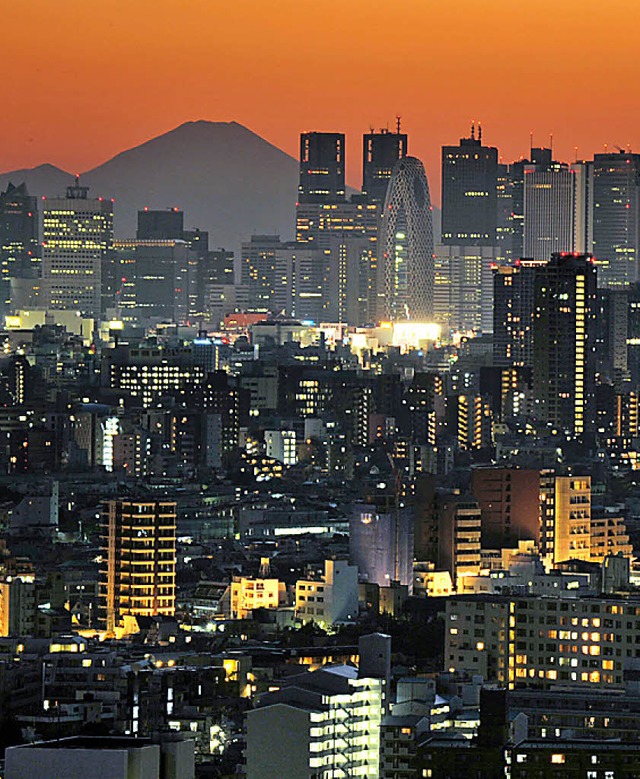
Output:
[
  {"left": 298, "top": 132, "right": 345, "bottom": 203},
  {"left": 492, "top": 260, "right": 544, "bottom": 367},
  {"left": 523, "top": 151, "right": 591, "bottom": 260},
  {"left": 533, "top": 253, "right": 597, "bottom": 435},
  {"left": 136, "top": 207, "right": 184, "bottom": 240},
  {"left": 441, "top": 125, "right": 499, "bottom": 245},
  {"left": 378, "top": 156, "right": 434, "bottom": 321},
  {"left": 42, "top": 179, "right": 113, "bottom": 317},
  {"left": 434, "top": 245, "right": 495, "bottom": 332},
  {"left": 113, "top": 239, "right": 194, "bottom": 323},
  {"left": 99, "top": 499, "right": 176, "bottom": 634},
  {"left": 362, "top": 125, "right": 407, "bottom": 203},
  {"left": 591, "top": 151, "right": 640, "bottom": 288},
  {"left": 0, "top": 183, "right": 40, "bottom": 317},
  {"left": 295, "top": 131, "right": 382, "bottom": 325}
]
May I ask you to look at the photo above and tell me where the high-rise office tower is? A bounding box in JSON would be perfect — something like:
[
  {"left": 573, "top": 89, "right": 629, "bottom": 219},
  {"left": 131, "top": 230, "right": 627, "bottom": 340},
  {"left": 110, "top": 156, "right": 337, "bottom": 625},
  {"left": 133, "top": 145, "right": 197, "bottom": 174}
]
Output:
[
  {"left": 378, "top": 156, "right": 434, "bottom": 321},
  {"left": 136, "top": 207, "right": 184, "bottom": 240},
  {"left": 441, "top": 125, "right": 499, "bottom": 245},
  {"left": 99, "top": 499, "right": 176, "bottom": 634},
  {"left": 595, "top": 288, "right": 630, "bottom": 383},
  {"left": 492, "top": 260, "right": 545, "bottom": 367},
  {"left": 0, "top": 183, "right": 40, "bottom": 317},
  {"left": 295, "top": 131, "right": 383, "bottom": 325},
  {"left": 362, "top": 125, "right": 408, "bottom": 203},
  {"left": 113, "top": 239, "right": 194, "bottom": 323},
  {"left": 523, "top": 150, "right": 591, "bottom": 260},
  {"left": 241, "top": 234, "right": 286, "bottom": 310},
  {"left": 42, "top": 179, "right": 113, "bottom": 317},
  {"left": 591, "top": 151, "right": 640, "bottom": 288},
  {"left": 298, "top": 132, "right": 345, "bottom": 203},
  {"left": 628, "top": 284, "right": 640, "bottom": 386},
  {"left": 434, "top": 245, "right": 496, "bottom": 332},
  {"left": 505, "top": 159, "right": 527, "bottom": 259},
  {"left": 533, "top": 253, "right": 597, "bottom": 435}
]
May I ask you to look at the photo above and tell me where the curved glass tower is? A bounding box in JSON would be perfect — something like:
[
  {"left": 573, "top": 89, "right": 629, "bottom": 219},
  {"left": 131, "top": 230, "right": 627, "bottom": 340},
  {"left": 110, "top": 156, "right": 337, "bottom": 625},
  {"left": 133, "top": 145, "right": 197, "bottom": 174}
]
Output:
[{"left": 378, "top": 156, "right": 434, "bottom": 321}]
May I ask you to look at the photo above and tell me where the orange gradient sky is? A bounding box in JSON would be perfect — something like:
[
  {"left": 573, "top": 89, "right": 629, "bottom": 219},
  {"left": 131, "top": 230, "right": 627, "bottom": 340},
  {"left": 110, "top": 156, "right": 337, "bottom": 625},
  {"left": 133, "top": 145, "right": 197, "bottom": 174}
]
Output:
[{"left": 3, "top": 0, "right": 640, "bottom": 202}]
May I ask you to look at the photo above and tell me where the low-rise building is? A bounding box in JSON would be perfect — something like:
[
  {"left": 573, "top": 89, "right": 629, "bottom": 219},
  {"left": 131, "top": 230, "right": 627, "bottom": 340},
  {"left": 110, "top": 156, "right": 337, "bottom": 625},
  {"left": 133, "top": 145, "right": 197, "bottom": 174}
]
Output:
[{"left": 295, "top": 559, "right": 358, "bottom": 629}]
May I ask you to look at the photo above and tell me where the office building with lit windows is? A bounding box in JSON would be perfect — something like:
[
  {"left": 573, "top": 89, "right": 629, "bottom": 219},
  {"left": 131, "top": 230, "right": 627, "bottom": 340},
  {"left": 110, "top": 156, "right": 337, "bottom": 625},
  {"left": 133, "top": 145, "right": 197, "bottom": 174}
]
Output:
[
  {"left": 591, "top": 150, "right": 640, "bottom": 288},
  {"left": 113, "top": 239, "right": 194, "bottom": 323},
  {"left": 41, "top": 179, "right": 113, "bottom": 318},
  {"left": 378, "top": 156, "right": 434, "bottom": 321},
  {"left": 362, "top": 127, "right": 407, "bottom": 203},
  {"left": 101, "top": 344, "right": 206, "bottom": 408},
  {"left": 532, "top": 253, "right": 597, "bottom": 435},
  {"left": 441, "top": 126, "right": 498, "bottom": 246},
  {"left": 434, "top": 244, "right": 496, "bottom": 333},
  {"left": 298, "top": 132, "right": 345, "bottom": 203},
  {"left": 99, "top": 499, "right": 176, "bottom": 634},
  {"left": 523, "top": 151, "right": 591, "bottom": 261},
  {"left": 0, "top": 182, "right": 40, "bottom": 317}
]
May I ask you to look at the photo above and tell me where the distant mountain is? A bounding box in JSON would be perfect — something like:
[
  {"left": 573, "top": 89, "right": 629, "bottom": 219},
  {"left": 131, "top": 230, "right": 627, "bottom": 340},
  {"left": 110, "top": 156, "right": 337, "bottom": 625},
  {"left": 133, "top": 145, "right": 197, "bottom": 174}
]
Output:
[
  {"left": 0, "top": 121, "right": 301, "bottom": 251},
  {"left": 0, "top": 122, "right": 441, "bottom": 251},
  {"left": 0, "top": 163, "right": 74, "bottom": 201}
]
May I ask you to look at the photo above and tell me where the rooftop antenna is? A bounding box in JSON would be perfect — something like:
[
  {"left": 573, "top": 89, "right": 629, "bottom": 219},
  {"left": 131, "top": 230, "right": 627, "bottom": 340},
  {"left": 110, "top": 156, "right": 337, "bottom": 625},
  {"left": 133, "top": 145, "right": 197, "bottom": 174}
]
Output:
[
  {"left": 530, "top": 131, "right": 534, "bottom": 155},
  {"left": 396, "top": 115, "right": 402, "bottom": 134},
  {"left": 549, "top": 133, "right": 553, "bottom": 152},
  {"left": 471, "top": 120, "right": 475, "bottom": 141},
  {"left": 478, "top": 122, "right": 483, "bottom": 143},
  {"left": 574, "top": 146, "right": 578, "bottom": 163}
]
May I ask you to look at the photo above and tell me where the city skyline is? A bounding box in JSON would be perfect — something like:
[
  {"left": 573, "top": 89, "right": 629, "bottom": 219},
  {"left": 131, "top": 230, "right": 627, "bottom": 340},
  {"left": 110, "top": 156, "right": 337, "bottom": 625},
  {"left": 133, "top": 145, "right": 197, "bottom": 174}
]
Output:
[{"left": 3, "top": 0, "right": 640, "bottom": 200}]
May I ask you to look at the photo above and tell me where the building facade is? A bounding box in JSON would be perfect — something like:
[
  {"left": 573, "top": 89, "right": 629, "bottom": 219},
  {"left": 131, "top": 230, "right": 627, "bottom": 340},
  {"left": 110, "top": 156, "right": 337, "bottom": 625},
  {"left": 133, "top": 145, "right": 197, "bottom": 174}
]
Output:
[{"left": 100, "top": 500, "right": 177, "bottom": 633}]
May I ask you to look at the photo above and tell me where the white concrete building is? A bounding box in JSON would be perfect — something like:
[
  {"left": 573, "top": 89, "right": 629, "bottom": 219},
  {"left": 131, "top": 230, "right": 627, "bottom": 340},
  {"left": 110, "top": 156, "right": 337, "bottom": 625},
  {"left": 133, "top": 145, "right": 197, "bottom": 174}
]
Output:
[
  {"left": 245, "top": 664, "right": 384, "bottom": 779},
  {"left": 295, "top": 559, "right": 359, "bottom": 629},
  {"left": 5, "top": 736, "right": 194, "bottom": 779}
]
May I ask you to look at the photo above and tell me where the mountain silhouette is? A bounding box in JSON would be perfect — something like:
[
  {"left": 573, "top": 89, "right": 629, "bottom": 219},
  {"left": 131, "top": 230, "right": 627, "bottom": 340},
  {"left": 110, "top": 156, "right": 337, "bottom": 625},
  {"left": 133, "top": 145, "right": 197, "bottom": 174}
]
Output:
[
  {"left": 0, "top": 121, "right": 300, "bottom": 251},
  {"left": 0, "top": 122, "right": 440, "bottom": 250}
]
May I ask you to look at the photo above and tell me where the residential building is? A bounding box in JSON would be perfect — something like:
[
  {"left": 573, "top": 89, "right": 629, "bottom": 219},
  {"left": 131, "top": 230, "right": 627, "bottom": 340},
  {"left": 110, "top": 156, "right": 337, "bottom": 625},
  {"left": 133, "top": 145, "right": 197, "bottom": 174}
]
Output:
[
  {"left": 445, "top": 593, "right": 640, "bottom": 690},
  {"left": 471, "top": 467, "right": 541, "bottom": 549},
  {"left": 492, "top": 261, "right": 544, "bottom": 367},
  {"left": 532, "top": 252, "right": 597, "bottom": 435},
  {"left": 350, "top": 496, "right": 414, "bottom": 591},
  {"left": 245, "top": 658, "right": 385, "bottom": 778},
  {"left": 99, "top": 500, "right": 177, "bottom": 634}
]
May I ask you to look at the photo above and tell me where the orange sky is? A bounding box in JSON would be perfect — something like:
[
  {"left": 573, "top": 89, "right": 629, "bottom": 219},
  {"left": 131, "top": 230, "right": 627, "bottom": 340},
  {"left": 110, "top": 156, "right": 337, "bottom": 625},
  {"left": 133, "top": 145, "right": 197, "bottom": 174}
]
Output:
[{"left": 3, "top": 0, "right": 640, "bottom": 202}]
